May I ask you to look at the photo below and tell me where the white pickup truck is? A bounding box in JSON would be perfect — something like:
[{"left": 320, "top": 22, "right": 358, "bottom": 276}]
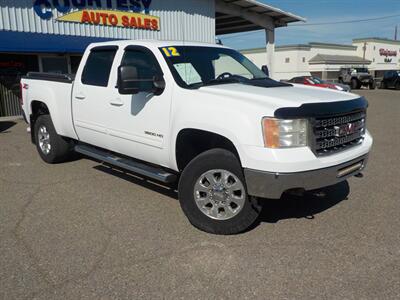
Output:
[{"left": 21, "top": 40, "right": 372, "bottom": 234}]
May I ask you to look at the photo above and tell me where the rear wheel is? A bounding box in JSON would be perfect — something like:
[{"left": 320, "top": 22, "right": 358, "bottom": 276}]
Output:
[
  {"left": 178, "top": 149, "right": 261, "bottom": 235},
  {"left": 34, "top": 115, "right": 71, "bottom": 163},
  {"left": 351, "top": 78, "right": 360, "bottom": 90},
  {"left": 396, "top": 82, "right": 400, "bottom": 90},
  {"left": 380, "top": 81, "right": 387, "bottom": 89},
  {"left": 369, "top": 81, "right": 376, "bottom": 90}
]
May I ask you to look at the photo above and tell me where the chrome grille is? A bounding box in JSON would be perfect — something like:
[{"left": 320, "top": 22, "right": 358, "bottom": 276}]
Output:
[{"left": 312, "top": 111, "right": 366, "bottom": 156}]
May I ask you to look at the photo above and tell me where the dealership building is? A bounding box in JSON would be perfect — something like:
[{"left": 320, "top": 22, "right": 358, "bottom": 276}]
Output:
[
  {"left": 241, "top": 37, "right": 400, "bottom": 81},
  {"left": 0, "top": 0, "right": 304, "bottom": 117}
]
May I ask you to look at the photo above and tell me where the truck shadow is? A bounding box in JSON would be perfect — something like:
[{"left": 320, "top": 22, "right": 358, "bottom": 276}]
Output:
[
  {"left": 257, "top": 180, "right": 350, "bottom": 224},
  {"left": 93, "top": 164, "right": 179, "bottom": 200},
  {"left": 0, "top": 121, "right": 16, "bottom": 133},
  {"left": 93, "top": 163, "right": 350, "bottom": 227}
]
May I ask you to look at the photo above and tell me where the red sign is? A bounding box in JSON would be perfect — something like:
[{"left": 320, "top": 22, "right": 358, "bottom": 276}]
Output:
[
  {"left": 379, "top": 49, "right": 397, "bottom": 57},
  {"left": 0, "top": 61, "right": 25, "bottom": 68}
]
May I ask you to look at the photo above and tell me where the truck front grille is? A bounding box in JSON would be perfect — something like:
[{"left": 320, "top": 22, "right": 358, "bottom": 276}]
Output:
[{"left": 312, "top": 111, "right": 366, "bottom": 156}]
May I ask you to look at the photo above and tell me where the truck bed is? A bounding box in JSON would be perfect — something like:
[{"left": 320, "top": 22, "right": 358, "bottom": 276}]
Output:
[
  {"left": 21, "top": 72, "right": 78, "bottom": 140},
  {"left": 23, "top": 72, "right": 75, "bottom": 83}
]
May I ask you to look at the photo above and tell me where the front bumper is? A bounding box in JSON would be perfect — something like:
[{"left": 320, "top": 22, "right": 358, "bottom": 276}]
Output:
[{"left": 244, "top": 154, "right": 368, "bottom": 199}]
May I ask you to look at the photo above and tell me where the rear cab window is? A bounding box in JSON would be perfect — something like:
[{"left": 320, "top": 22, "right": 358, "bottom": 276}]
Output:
[{"left": 81, "top": 46, "right": 118, "bottom": 87}]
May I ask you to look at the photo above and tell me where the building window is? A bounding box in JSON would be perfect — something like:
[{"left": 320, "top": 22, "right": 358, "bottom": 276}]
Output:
[
  {"left": 41, "top": 56, "right": 68, "bottom": 74},
  {"left": 285, "top": 57, "right": 290, "bottom": 63},
  {"left": 70, "top": 56, "right": 82, "bottom": 74},
  {"left": 302, "top": 57, "right": 306, "bottom": 63}
]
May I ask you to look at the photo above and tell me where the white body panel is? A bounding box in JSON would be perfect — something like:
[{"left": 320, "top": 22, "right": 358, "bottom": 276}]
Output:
[
  {"left": 21, "top": 80, "right": 78, "bottom": 140},
  {"left": 21, "top": 40, "right": 373, "bottom": 176}
]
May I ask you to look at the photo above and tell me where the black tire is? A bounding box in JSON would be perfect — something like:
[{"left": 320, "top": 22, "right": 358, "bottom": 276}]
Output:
[
  {"left": 34, "top": 115, "right": 71, "bottom": 164},
  {"left": 178, "top": 148, "right": 261, "bottom": 235},
  {"left": 380, "top": 81, "right": 387, "bottom": 89},
  {"left": 351, "top": 78, "right": 360, "bottom": 90},
  {"left": 369, "top": 81, "right": 376, "bottom": 90},
  {"left": 396, "top": 82, "right": 400, "bottom": 90}
]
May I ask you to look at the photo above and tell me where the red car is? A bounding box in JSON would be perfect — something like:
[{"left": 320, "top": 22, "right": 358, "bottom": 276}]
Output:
[{"left": 288, "top": 76, "right": 350, "bottom": 92}]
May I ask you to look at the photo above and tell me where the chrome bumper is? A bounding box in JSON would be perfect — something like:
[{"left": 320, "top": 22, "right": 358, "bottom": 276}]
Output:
[{"left": 244, "top": 154, "right": 369, "bottom": 199}]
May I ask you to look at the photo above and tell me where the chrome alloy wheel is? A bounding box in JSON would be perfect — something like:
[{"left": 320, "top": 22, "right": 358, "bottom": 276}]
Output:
[
  {"left": 38, "top": 125, "right": 51, "bottom": 155},
  {"left": 194, "top": 169, "right": 246, "bottom": 220}
]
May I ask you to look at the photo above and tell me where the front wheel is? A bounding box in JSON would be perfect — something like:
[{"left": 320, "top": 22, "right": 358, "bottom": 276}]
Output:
[{"left": 178, "top": 149, "right": 261, "bottom": 235}]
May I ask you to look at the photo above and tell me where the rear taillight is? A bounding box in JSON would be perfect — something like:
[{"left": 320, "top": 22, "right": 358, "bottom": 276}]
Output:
[{"left": 20, "top": 83, "right": 28, "bottom": 106}]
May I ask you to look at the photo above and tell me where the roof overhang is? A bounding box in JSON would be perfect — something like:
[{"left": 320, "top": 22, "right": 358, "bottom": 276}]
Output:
[
  {"left": 215, "top": 0, "right": 305, "bottom": 35},
  {"left": 309, "top": 54, "right": 371, "bottom": 65}
]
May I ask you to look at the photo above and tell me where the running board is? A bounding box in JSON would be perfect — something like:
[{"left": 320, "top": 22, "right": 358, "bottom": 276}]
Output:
[{"left": 75, "top": 144, "right": 177, "bottom": 184}]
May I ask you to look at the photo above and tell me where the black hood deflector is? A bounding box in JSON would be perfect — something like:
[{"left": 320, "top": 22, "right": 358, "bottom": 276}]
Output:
[{"left": 274, "top": 97, "right": 368, "bottom": 119}]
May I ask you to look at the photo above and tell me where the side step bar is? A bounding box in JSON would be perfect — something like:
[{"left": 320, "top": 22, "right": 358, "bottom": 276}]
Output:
[{"left": 75, "top": 144, "right": 177, "bottom": 184}]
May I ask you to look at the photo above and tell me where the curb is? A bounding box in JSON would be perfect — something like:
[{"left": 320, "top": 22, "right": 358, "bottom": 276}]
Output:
[{"left": 0, "top": 116, "right": 23, "bottom": 122}]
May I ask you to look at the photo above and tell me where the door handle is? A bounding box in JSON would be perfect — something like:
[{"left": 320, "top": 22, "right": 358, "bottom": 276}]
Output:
[
  {"left": 109, "top": 99, "right": 124, "bottom": 107},
  {"left": 75, "top": 94, "right": 86, "bottom": 100}
]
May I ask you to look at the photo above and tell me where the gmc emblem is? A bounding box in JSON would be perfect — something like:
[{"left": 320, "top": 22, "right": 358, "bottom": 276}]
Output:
[{"left": 334, "top": 123, "right": 356, "bottom": 137}]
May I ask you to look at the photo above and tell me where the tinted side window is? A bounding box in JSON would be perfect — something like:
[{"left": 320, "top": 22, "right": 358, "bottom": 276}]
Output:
[
  {"left": 82, "top": 49, "right": 117, "bottom": 87},
  {"left": 121, "top": 49, "right": 161, "bottom": 91}
]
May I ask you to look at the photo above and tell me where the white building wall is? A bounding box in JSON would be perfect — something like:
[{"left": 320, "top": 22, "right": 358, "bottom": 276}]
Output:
[
  {"left": 243, "top": 39, "right": 400, "bottom": 81},
  {"left": 243, "top": 44, "right": 357, "bottom": 80},
  {"left": 0, "top": 0, "right": 216, "bottom": 43},
  {"left": 353, "top": 40, "right": 400, "bottom": 77}
]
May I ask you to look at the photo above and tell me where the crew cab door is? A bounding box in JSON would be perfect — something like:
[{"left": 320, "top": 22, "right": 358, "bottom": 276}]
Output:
[
  {"left": 106, "top": 46, "right": 172, "bottom": 166},
  {"left": 72, "top": 46, "right": 118, "bottom": 148}
]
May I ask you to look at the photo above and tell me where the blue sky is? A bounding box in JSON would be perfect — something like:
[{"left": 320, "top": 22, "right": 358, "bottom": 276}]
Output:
[{"left": 219, "top": 0, "right": 400, "bottom": 50}]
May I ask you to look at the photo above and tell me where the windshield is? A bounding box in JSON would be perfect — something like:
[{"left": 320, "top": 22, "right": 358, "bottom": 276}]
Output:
[
  {"left": 353, "top": 68, "right": 369, "bottom": 73},
  {"left": 308, "top": 76, "right": 325, "bottom": 84},
  {"left": 159, "top": 46, "right": 270, "bottom": 89}
]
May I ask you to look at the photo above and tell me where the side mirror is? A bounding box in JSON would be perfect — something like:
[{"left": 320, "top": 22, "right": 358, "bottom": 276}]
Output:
[
  {"left": 261, "top": 65, "right": 269, "bottom": 77},
  {"left": 153, "top": 74, "right": 166, "bottom": 96},
  {"left": 117, "top": 65, "right": 165, "bottom": 95},
  {"left": 118, "top": 65, "right": 140, "bottom": 95}
]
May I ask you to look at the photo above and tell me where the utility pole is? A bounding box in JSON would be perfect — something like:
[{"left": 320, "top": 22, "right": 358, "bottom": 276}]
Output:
[
  {"left": 362, "top": 42, "right": 367, "bottom": 67},
  {"left": 395, "top": 25, "right": 398, "bottom": 41}
]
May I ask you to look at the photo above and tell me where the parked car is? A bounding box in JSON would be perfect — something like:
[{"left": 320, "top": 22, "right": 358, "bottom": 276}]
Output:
[
  {"left": 338, "top": 67, "right": 375, "bottom": 90},
  {"left": 287, "top": 76, "right": 351, "bottom": 92},
  {"left": 380, "top": 70, "right": 400, "bottom": 90},
  {"left": 20, "top": 41, "right": 372, "bottom": 235}
]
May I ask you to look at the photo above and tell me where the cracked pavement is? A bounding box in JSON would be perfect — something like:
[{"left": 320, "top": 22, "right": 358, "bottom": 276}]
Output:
[{"left": 0, "top": 90, "right": 399, "bottom": 299}]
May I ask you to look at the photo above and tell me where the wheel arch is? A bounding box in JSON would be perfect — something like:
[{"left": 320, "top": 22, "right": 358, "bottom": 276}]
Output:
[
  {"left": 30, "top": 100, "right": 51, "bottom": 143},
  {"left": 175, "top": 128, "right": 242, "bottom": 172}
]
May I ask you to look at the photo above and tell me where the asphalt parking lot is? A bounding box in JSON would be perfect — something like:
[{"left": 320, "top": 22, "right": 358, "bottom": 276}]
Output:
[{"left": 1, "top": 89, "right": 399, "bottom": 299}]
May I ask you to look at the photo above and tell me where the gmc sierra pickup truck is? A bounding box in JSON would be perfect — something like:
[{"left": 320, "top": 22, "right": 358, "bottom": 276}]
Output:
[{"left": 21, "top": 41, "right": 373, "bottom": 234}]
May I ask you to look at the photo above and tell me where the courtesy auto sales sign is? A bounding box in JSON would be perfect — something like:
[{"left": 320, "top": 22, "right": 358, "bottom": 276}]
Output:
[{"left": 33, "top": 0, "right": 159, "bottom": 31}]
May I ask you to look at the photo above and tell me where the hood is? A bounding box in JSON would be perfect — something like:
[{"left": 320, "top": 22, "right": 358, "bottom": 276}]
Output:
[{"left": 196, "top": 82, "right": 358, "bottom": 112}]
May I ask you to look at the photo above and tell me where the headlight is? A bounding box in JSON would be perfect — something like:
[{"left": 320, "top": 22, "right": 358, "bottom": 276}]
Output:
[{"left": 262, "top": 117, "right": 308, "bottom": 148}]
